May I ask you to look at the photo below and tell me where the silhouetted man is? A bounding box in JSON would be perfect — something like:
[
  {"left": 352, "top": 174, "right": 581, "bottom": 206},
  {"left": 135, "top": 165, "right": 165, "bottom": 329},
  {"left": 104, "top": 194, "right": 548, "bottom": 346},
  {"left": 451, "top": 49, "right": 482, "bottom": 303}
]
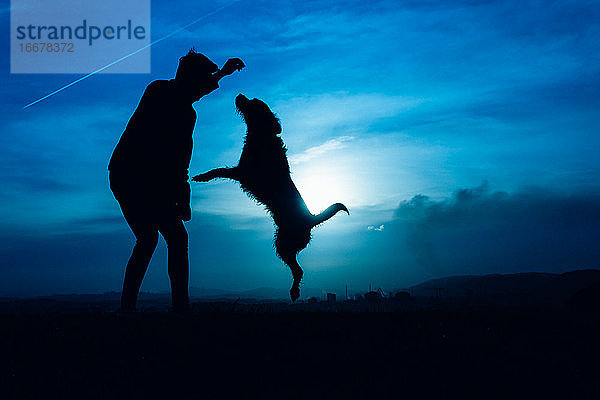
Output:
[{"left": 109, "top": 49, "right": 244, "bottom": 312}]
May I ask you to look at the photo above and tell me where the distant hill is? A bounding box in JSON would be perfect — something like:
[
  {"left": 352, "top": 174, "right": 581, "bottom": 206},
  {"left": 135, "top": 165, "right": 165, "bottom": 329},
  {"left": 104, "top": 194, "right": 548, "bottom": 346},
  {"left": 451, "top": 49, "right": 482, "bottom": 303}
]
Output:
[{"left": 410, "top": 269, "right": 600, "bottom": 306}]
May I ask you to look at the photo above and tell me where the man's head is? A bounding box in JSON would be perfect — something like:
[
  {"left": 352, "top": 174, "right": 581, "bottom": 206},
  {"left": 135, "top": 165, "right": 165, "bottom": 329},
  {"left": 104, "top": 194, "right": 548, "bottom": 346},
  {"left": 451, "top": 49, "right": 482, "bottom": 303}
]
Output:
[
  {"left": 176, "top": 48, "right": 218, "bottom": 79},
  {"left": 175, "top": 49, "right": 218, "bottom": 100}
]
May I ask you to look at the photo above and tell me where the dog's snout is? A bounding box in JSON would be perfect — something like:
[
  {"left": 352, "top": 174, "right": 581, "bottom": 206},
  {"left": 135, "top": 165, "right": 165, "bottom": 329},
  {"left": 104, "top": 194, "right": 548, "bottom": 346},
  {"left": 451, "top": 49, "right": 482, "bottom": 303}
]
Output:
[{"left": 235, "top": 93, "right": 248, "bottom": 104}]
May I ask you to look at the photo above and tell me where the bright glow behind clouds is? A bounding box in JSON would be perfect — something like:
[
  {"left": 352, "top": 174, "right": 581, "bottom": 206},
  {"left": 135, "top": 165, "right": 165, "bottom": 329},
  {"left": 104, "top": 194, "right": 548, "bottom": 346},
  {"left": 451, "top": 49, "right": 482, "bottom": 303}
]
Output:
[{"left": 292, "top": 161, "right": 354, "bottom": 214}]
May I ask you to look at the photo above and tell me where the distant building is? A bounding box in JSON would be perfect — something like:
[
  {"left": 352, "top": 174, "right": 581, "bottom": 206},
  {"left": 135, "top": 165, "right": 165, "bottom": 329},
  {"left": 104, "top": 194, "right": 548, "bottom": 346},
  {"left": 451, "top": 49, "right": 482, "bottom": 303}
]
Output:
[
  {"left": 364, "top": 291, "right": 381, "bottom": 303},
  {"left": 395, "top": 291, "right": 410, "bottom": 299},
  {"left": 327, "top": 293, "right": 336, "bottom": 304},
  {"left": 307, "top": 296, "right": 320, "bottom": 304},
  {"left": 394, "top": 291, "right": 411, "bottom": 305}
]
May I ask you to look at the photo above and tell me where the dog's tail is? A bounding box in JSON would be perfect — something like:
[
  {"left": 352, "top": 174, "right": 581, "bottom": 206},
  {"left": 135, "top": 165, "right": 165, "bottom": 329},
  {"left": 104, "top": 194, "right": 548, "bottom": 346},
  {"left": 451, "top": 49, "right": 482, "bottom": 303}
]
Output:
[{"left": 312, "top": 203, "right": 349, "bottom": 227}]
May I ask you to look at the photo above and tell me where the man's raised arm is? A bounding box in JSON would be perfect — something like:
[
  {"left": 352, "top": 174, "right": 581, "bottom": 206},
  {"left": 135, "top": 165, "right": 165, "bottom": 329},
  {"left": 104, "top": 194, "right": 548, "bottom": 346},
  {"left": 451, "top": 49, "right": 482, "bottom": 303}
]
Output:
[{"left": 211, "top": 58, "right": 245, "bottom": 82}]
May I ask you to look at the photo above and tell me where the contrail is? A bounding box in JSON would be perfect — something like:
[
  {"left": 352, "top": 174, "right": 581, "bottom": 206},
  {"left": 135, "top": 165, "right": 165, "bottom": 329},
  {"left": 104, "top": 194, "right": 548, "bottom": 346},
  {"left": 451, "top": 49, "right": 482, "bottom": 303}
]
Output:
[{"left": 23, "top": 2, "right": 238, "bottom": 109}]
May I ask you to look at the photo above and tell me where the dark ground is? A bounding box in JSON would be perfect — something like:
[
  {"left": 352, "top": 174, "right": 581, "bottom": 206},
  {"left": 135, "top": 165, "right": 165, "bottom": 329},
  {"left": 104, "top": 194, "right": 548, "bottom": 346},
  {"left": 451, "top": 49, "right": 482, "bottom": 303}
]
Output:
[{"left": 1, "top": 304, "right": 599, "bottom": 399}]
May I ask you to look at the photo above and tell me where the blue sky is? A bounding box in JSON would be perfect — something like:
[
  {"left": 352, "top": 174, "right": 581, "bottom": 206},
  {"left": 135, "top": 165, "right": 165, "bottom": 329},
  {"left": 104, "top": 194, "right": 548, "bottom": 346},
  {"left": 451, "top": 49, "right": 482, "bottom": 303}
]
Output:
[{"left": 1, "top": 0, "right": 599, "bottom": 297}]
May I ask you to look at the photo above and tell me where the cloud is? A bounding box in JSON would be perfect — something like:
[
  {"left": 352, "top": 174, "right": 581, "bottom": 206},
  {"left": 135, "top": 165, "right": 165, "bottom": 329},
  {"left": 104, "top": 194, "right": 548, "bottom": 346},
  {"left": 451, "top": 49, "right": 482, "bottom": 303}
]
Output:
[
  {"left": 289, "top": 136, "right": 354, "bottom": 164},
  {"left": 276, "top": 93, "right": 423, "bottom": 148},
  {"left": 390, "top": 182, "right": 600, "bottom": 274},
  {"left": 367, "top": 224, "right": 385, "bottom": 232},
  {"left": 2, "top": 176, "right": 80, "bottom": 194},
  {"left": 0, "top": 104, "right": 133, "bottom": 230}
]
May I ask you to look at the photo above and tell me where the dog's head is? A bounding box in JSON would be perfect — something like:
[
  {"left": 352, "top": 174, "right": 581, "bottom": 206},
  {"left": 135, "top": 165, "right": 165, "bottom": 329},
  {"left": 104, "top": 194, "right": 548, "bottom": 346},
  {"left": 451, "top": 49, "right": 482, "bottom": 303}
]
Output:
[{"left": 236, "top": 94, "right": 282, "bottom": 136}]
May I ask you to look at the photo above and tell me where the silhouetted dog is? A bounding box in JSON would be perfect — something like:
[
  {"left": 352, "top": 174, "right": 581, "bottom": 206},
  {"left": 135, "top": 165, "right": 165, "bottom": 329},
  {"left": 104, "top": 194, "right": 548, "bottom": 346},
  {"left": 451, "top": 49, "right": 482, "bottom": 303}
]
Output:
[{"left": 193, "top": 94, "right": 349, "bottom": 301}]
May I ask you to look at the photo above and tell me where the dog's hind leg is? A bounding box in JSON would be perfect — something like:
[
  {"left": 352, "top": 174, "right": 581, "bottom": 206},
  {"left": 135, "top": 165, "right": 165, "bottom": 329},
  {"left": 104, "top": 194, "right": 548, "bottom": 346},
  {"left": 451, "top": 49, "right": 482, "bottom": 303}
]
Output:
[
  {"left": 283, "top": 253, "right": 303, "bottom": 302},
  {"left": 276, "top": 232, "right": 304, "bottom": 302}
]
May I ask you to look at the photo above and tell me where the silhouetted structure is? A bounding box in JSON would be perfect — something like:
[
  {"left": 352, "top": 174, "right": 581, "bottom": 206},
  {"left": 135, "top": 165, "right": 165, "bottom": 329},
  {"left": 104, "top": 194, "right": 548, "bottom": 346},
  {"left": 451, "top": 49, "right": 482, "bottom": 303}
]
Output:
[
  {"left": 193, "top": 94, "right": 349, "bottom": 301},
  {"left": 395, "top": 291, "right": 411, "bottom": 300},
  {"left": 108, "top": 49, "right": 244, "bottom": 312},
  {"left": 365, "top": 291, "right": 381, "bottom": 303},
  {"left": 327, "top": 293, "right": 337, "bottom": 304}
]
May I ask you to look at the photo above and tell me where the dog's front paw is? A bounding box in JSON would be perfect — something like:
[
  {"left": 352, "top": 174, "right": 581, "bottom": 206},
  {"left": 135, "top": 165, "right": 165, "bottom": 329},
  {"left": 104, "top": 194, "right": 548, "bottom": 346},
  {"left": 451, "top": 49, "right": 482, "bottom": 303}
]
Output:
[{"left": 192, "top": 173, "right": 210, "bottom": 182}]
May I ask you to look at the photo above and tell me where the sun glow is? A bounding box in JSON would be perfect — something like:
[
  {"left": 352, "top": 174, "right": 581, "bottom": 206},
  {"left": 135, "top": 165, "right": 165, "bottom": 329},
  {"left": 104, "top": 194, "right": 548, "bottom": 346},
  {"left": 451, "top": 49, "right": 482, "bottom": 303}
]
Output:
[{"left": 292, "top": 163, "right": 354, "bottom": 215}]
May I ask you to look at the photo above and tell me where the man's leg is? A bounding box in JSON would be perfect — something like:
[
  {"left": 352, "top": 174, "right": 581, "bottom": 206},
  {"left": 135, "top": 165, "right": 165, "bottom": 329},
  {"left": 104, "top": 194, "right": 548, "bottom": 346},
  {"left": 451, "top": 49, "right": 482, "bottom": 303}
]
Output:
[
  {"left": 159, "top": 217, "right": 190, "bottom": 311},
  {"left": 121, "top": 227, "right": 158, "bottom": 311},
  {"left": 111, "top": 180, "right": 159, "bottom": 311}
]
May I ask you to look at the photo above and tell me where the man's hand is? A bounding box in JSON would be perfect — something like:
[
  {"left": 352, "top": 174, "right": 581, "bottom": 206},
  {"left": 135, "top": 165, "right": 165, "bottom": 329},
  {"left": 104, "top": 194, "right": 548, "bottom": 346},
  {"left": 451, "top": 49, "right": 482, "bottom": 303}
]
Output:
[{"left": 220, "top": 58, "right": 245, "bottom": 76}]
